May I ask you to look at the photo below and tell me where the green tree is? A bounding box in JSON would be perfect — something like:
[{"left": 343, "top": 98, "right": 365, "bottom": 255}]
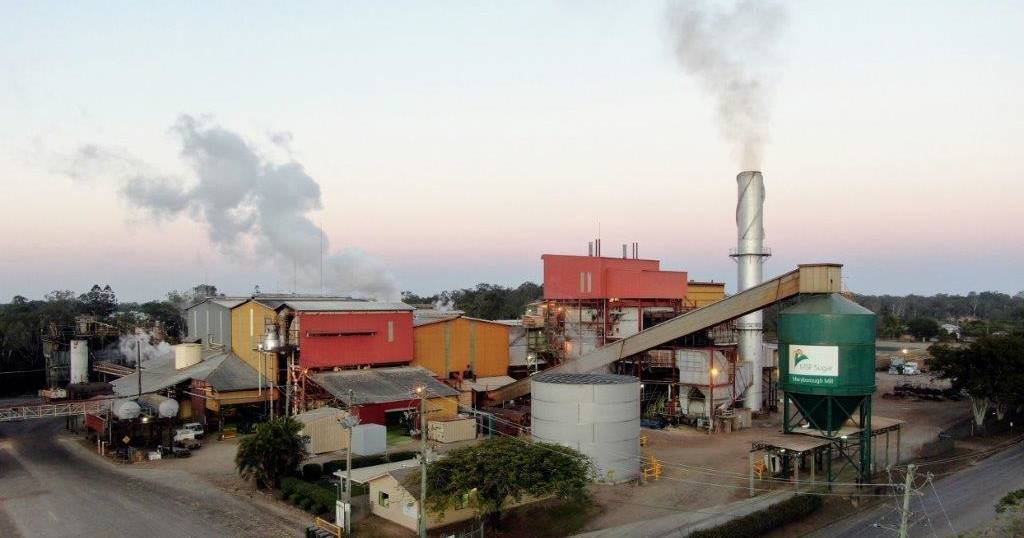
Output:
[
  {"left": 78, "top": 284, "right": 117, "bottom": 317},
  {"left": 236, "top": 417, "right": 308, "bottom": 489},
  {"left": 907, "top": 317, "right": 940, "bottom": 340},
  {"left": 413, "top": 437, "right": 592, "bottom": 529},
  {"left": 878, "top": 313, "right": 904, "bottom": 339},
  {"left": 930, "top": 335, "right": 1024, "bottom": 428}
]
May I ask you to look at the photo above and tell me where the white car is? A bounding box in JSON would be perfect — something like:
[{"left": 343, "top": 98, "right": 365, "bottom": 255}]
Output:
[{"left": 181, "top": 422, "right": 205, "bottom": 439}]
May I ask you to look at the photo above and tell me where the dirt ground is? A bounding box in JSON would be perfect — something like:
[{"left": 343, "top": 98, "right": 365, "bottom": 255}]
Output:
[
  {"left": 131, "top": 434, "right": 316, "bottom": 528},
  {"left": 583, "top": 371, "right": 970, "bottom": 532}
]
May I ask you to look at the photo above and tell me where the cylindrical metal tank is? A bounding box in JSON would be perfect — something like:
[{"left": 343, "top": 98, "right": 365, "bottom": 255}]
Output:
[
  {"left": 69, "top": 340, "right": 89, "bottom": 385},
  {"left": 174, "top": 343, "right": 203, "bottom": 370},
  {"left": 779, "top": 294, "right": 876, "bottom": 432},
  {"left": 138, "top": 394, "right": 179, "bottom": 418},
  {"left": 111, "top": 399, "right": 141, "bottom": 420},
  {"left": 531, "top": 372, "right": 640, "bottom": 484}
]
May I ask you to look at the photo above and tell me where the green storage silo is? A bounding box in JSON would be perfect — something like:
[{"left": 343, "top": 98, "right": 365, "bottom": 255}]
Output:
[{"left": 778, "top": 293, "right": 876, "bottom": 482}]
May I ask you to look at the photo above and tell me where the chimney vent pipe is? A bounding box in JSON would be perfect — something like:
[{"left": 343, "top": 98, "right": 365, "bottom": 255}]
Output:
[
  {"left": 588, "top": 242, "right": 594, "bottom": 256},
  {"left": 732, "top": 171, "right": 771, "bottom": 413}
]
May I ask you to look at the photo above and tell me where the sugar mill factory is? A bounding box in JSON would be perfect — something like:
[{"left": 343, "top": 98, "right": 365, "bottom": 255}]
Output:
[{"left": 10, "top": 169, "right": 901, "bottom": 520}]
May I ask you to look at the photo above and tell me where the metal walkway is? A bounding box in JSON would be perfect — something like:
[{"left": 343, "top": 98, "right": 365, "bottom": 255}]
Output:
[
  {"left": 0, "top": 399, "right": 111, "bottom": 423},
  {"left": 485, "top": 263, "right": 843, "bottom": 403}
]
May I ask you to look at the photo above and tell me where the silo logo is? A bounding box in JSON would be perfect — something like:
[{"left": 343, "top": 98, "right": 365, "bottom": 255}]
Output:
[{"left": 789, "top": 345, "right": 839, "bottom": 383}]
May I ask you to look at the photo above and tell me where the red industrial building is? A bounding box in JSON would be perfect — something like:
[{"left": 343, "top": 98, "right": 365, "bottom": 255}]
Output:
[
  {"left": 529, "top": 251, "right": 689, "bottom": 364},
  {"left": 292, "top": 301, "right": 415, "bottom": 369}
]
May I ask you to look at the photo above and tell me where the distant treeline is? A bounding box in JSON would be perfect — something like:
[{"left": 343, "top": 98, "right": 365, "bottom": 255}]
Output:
[
  {"left": 0, "top": 285, "right": 192, "bottom": 396},
  {"left": 402, "top": 282, "right": 543, "bottom": 321}
]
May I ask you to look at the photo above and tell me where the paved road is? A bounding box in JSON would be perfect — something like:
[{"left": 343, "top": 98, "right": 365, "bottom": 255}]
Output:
[
  {"left": 809, "top": 441, "right": 1024, "bottom": 537},
  {"left": 0, "top": 418, "right": 303, "bottom": 538}
]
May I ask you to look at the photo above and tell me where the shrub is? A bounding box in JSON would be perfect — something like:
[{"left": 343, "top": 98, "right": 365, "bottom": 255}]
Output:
[
  {"left": 279, "top": 477, "right": 339, "bottom": 513},
  {"left": 319, "top": 451, "right": 419, "bottom": 475},
  {"left": 281, "top": 477, "right": 302, "bottom": 496},
  {"left": 997, "top": 489, "right": 1024, "bottom": 513},
  {"left": 302, "top": 463, "right": 323, "bottom": 481},
  {"left": 323, "top": 459, "right": 346, "bottom": 475},
  {"left": 687, "top": 494, "right": 822, "bottom": 538}
]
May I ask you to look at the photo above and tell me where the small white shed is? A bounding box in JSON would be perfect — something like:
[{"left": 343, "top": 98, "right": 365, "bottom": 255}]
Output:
[
  {"left": 351, "top": 423, "right": 387, "bottom": 455},
  {"left": 294, "top": 407, "right": 350, "bottom": 455}
]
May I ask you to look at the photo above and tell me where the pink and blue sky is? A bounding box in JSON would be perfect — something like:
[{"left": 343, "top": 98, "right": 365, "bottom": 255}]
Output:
[{"left": 2, "top": 1, "right": 1022, "bottom": 301}]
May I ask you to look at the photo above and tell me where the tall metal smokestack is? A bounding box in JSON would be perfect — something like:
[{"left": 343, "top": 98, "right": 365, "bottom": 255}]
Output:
[{"left": 732, "top": 171, "right": 771, "bottom": 412}]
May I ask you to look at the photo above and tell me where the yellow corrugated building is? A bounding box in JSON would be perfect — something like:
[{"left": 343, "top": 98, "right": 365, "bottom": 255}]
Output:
[
  {"left": 686, "top": 281, "right": 727, "bottom": 308},
  {"left": 413, "top": 316, "right": 509, "bottom": 378},
  {"left": 231, "top": 299, "right": 280, "bottom": 384}
]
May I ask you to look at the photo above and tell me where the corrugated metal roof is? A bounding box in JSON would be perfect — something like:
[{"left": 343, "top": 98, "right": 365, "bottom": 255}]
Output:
[
  {"left": 285, "top": 301, "right": 414, "bottom": 312},
  {"left": 185, "top": 296, "right": 248, "bottom": 310},
  {"left": 461, "top": 376, "right": 516, "bottom": 392},
  {"left": 293, "top": 406, "right": 347, "bottom": 424},
  {"left": 412, "top": 314, "right": 511, "bottom": 328},
  {"left": 111, "top": 351, "right": 269, "bottom": 396},
  {"left": 311, "top": 367, "right": 459, "bottom": 405},
  {"left": 413, "top": 315, "right": 460, "bottom": 327},
  {"left": 533, "top": 372, "right": 638, "bottom": 385}
]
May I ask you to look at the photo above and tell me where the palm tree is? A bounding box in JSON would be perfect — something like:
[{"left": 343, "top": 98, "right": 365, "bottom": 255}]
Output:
[{"left": 236, "top": 417, "right": 308, "bottom": 488}]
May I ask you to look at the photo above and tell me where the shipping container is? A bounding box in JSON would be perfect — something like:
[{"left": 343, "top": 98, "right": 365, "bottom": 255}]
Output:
[
  {"left": 428, "top": 416, "right": 476, "bottom": 443},
  {"left": 294, "top": 407, "right": 350, "bottom": 454}
]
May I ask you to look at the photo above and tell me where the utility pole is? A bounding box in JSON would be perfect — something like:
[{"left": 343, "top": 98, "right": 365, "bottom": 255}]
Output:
[
  {"left": 346, "top": 389, "right": 354, "bottom": 502},
  {"left": 417, "top": 387, "right": 428, "bottom": 538},
  {"left": 137, "top": 346, "right": 142, "bottom": 399},
  {"left": 898, "top": 464, "right": 916, "bottom": 538}
]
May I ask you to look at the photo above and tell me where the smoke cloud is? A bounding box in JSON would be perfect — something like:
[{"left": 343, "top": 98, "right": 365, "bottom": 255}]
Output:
[
  {"left": 106, "top": 115, "right": 399, "bottom": 300},
  {"left": 667, "top": 0, "right": 787, "bottom": 168}
]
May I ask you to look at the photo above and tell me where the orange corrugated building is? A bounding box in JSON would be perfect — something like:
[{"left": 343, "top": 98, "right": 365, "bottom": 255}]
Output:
[
  {"left": 685, "top": 281, "right": 727, "bottom": 308},
  {"left": 413, "top": 316, "right": 509, "bottom": 378}
]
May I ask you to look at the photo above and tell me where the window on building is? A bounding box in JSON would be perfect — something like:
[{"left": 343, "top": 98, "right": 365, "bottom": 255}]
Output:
[
  {"left": 579, "top": 271, "right": 586, "bottom": 293},
  {"left": 587, "top": 272, "right": 593, "bottom": 293},
  {"left": 387, "top": 320, "right": 395, "bottom": 343},
  {"left": 379, "top": 491, "right": 390, "bottom": 507}
]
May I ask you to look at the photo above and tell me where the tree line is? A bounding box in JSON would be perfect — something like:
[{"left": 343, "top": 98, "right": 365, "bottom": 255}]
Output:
[
  {"left": 402, "top": 282, "right": 543, "bottom": 320},
  {"left": 0, "top": 285, "right": 203, "bottom": 395},
  {"left": 851, "top": 291, "right": 1024, "bottom": 339}
]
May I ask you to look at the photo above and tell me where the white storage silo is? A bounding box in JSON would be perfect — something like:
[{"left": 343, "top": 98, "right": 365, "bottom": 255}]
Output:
[
  {"left": 174, "top": 343, "right": 203, "bottom": 370},
  {"left": 69, "top": 340, "right": 89, "bottom": 385},
  {"left": 531, "top": 372, "right": 640, "bottom": 484}
]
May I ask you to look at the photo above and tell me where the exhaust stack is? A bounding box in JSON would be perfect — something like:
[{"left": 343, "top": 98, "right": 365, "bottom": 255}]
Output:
[{"left": 732, "top": 171, "right": 771, "bottom": 412}]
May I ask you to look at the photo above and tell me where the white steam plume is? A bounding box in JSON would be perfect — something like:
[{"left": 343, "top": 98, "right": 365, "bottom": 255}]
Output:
[
  {"left": 115, "top": 115, "right": 399, "bottom": 300},
  {"left": 667, "top": 0, "right": 787, "bottom": 169},
  {"left": 119, "top": 328, "right": 173, "bottom": 366}
]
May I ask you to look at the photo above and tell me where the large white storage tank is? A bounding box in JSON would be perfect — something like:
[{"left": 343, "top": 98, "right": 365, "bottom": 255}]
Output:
[
  {"left": 175, "top": 343, "right": 203, "bottom": 370},
  {"left": 69, "top": 340, "right": 89, "bottom": 385},
  {"left": 138, "top": 394, "right": 179, "bottom": 418},
  {"left": 531, "top": 372, "right": 640, "bottom": 484},
  {"left": 111, "top": 399, "right": 141, "bottom": 420}
]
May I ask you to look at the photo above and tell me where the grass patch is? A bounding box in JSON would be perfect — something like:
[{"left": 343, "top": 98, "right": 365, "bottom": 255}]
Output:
[
  {"left": 386, "top": 428, "right": 411, "bottom": 446},
  {"left": 490, "top": 499, "right": 601, "bottom": 537},
  {"left": 687, "top": 494, "right": 822, "bottom": 538}
]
